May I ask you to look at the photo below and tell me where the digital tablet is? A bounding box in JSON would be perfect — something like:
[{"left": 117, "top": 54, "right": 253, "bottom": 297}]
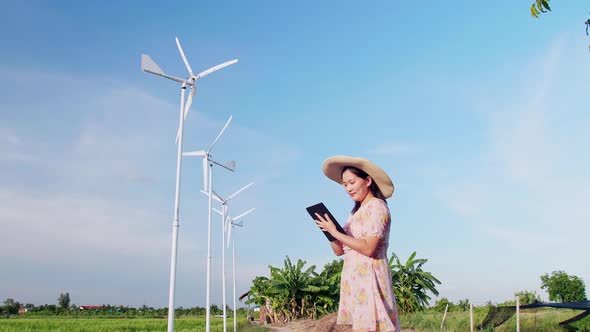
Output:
[{"left": 306, "top": 202, "right": 346, "bottom": 242}]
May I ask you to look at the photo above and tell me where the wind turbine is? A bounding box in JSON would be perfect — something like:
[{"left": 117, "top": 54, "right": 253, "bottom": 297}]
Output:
[
  {"left": 142, "top": 38, "right": 238, "bottom": 143},
  {"left": 141, "top": 38, "right": 238, "bottom": 332},
  {"left": 201, "top": 182, "right": 254, "bottom": 332},
  {"left": 213, "top": 207, "right": 255, "bottom": 332},
  {"left": 183, "top": 116, "right": 236, "bottom": 332}
]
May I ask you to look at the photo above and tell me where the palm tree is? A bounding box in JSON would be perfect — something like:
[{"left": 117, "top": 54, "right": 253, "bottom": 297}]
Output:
[{"left": 389, "top": 251, "right": 441, "bottom": 313}]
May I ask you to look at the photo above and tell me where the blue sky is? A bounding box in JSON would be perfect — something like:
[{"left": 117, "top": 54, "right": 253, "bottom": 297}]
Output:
[{"left": 1, "top": 1, "right": 589, "bottom": 308}]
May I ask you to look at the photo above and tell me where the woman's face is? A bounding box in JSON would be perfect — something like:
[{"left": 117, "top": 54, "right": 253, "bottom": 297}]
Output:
[{"left": 341, "top": 169, "right": 371, "bottom": 202}]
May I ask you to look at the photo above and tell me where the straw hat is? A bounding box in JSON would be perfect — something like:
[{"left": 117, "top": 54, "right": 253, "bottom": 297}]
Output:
[{"left": 322, "top": 155, "right": 394, "bottom": 198}]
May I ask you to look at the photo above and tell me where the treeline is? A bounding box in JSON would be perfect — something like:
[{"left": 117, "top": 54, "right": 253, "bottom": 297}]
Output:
[
  {"left": 1, "top": 299, "right": 248, "bottom": 318},
  {"left": 431, "top": 270, "right": 587, "bottom": 314}
]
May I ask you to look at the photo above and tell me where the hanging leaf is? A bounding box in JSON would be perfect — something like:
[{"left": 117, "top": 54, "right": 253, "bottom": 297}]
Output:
[
  {"left": 541, "top": 0, "right": 551, "bottom": 11},
  {"left": 536, "top": 0, "right": 546, "bottom": 13},
  {"left": 530, "top": 4, "right": 540, "bottom": 18}
]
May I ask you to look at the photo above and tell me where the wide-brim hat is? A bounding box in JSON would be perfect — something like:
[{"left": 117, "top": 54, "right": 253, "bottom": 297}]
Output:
[{"left": 322, "top": 155, "right": 394, "bottom": 198}]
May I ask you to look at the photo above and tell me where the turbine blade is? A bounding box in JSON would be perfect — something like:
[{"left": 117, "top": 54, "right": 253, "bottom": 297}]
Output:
[
  {"left": 233, "top": 208, "right": 255, "bottom": 221},
  {"left": 196, "top": 59, "right": 239, "bottom": 79},
  {"left": 175, "top": 86, "right": 196, "bottom": 143},
  {"left": 226, "top": 224, "right": 233, "bottom": 248},
  {"left": 212, "top": 207, "right": 223, "bottom": 216},
  {"left": 183, "top": 86, "right": 195, "bottom": 120},
  {"left": 202, "top": 157, "right": 208, "bottom": 192},
  {"left": 226, "top": 182, "right": 254, "bottom": 201},
  {"left": 225, "top": 217, "right": 232, "bottom": 232},
  {"left": 175, "top": 37, "right": 194, "bottom": 76},
  {"left": 182, "top": 150, "right": 206, "bottom": 156},
  {"left": 207, "top": 115, "right": 233, "bottom": 154}
]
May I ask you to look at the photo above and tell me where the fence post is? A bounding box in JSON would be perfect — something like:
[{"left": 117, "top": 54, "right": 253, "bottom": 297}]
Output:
[
  {"left": 440, "top": 303, "right": 449, "bottom": 328},
  {"left": 470, "top": 303, "right": 474, "bottom": 332},
  {"left": 516, "top": 296, "right": 520, "bottom": 332}
]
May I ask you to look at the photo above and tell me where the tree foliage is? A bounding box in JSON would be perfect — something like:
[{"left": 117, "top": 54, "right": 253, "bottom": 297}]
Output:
[
  {"left": 58, "top": 292, "right": 71, "bottom": 309},
  {"left": 530, "top": 0, "right": 552, "bottom": 19},
  {"left": 245, "top": 256, "right": 338, "bottom": 323},
  {"left": 1, "top": 298, "right": 21, "bottom": 316},
  {"left": 515, "top": 290, "right": 541, "bottom": 305},
  {"left": 456, "top": 299, "right": 470, "bottom": 312},
  {"left": 389, "top": 251, "right": 441, "bottom": 314},
  {"left": 433, "top": 297, "right": 455, "bottom": 313},
  {"left": 540, "top": 270, "right": 587, "bottom": 303}
]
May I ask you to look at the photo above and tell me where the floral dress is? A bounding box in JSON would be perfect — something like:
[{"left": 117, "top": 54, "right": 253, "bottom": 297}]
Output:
[{"left": 337, "top": 198, "right": 400, "bottom": 331}]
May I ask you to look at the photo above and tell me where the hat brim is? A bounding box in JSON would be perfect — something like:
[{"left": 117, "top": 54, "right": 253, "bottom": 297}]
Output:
[{"left": 322, "top": 155, "right": 394, "bottom": 198}]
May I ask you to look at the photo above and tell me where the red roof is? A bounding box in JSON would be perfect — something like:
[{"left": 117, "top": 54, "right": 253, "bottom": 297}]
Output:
[{"left": 79, "top": 306, "right": 103, "bottom": 310}]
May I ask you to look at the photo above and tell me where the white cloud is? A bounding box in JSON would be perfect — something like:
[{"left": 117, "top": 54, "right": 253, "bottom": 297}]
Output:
[{"left": 0, "top": 189, "right": 169, "bottom": 260}]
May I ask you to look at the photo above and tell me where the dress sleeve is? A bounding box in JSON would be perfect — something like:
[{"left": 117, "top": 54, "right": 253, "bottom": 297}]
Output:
[{"left": 361, "top": 200, "right": 390, "bottom": 238}]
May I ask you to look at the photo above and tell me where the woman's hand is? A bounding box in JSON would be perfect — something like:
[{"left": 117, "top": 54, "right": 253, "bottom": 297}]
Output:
[
  {"left": 314, "top": 213, "right": 337, "bottom": 235},
  {"left": 315, "top": 213, "right": 344, "bottom": 256},
  {"left": 317, "top": 213, "right": 381, "bottom": 258}
]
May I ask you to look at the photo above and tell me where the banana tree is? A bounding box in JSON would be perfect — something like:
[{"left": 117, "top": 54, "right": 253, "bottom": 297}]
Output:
[
  {"left": 389, "top": 251, "right": 441, "bottom": 313},
  {"left": 247, "top": 256, "right": 341, "bottom": 322}
]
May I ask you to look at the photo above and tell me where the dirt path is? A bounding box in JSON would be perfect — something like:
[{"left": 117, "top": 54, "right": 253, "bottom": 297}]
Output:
[{"left": 261, "top": 313, "right": 418, "bottom": 331}]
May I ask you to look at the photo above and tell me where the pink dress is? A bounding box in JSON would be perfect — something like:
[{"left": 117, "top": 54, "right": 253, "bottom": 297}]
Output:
[{"left": 337, "top": 198, "right": 400, "bottom": 331}]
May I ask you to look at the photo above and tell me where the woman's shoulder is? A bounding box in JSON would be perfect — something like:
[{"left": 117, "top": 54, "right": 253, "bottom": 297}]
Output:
[
  {"left": 368, "top": 197, "right": 388, "bottom": 208},
  {"left": 364, "top": 197, "right": 389, "bottom": 214}
]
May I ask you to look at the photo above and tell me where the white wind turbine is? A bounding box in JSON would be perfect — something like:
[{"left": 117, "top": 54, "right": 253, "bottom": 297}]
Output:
[
  {"left": 201, "top": 182, "right": 254, "bottom": 332},
  {"left": 213, "top": 207, "right": 255, "bottom": 332},
  {"left": 183, "top": 116, "right": 236, "bottom": 332},
  {"left": 141, "top": 37, "right": 238, "bottom": 332}
]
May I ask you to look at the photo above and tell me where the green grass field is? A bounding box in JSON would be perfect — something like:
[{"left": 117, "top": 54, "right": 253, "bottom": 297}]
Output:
[
  {"left": 4, "top": 309, "right": 590, "bottom": 331},
  {"left": 400, "top": 307, "right": 590, "bottom": 331},
  {"left": 0, "top": 317, "right": 267, "bottom": 332}
]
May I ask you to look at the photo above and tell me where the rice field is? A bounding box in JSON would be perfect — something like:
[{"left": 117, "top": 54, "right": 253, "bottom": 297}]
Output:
[{"left": 0, "top": 316, "right": 267, "bottom": 332}]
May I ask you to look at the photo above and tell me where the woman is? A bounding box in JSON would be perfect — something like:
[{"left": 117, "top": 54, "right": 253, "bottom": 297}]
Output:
[{"left": 315, "top": 155, "right": 400, "bottom": 332}]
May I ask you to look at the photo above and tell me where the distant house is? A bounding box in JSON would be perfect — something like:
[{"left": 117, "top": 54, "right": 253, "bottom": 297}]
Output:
[
  {"left": 78, "top": 306, "right": 103, "bottom": 310},
  {"left": 17, "top": 308, "right": 28, "bottom": 314}
]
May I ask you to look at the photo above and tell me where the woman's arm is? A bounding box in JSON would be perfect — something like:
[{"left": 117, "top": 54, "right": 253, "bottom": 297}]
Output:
[
  {"left": 330, "top": 231, "right": 380, "bottom": 257},
  {"left": 315, "top": 213, "right": 380, "bottom": 258},
  {"left": 330, "top": 240, "right": 345, "bottom": 256}
]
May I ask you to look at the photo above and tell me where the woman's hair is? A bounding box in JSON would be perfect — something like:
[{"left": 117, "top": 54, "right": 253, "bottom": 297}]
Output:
[{"left": 342, "top": 166, "right": 387, "bottom": 214}]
